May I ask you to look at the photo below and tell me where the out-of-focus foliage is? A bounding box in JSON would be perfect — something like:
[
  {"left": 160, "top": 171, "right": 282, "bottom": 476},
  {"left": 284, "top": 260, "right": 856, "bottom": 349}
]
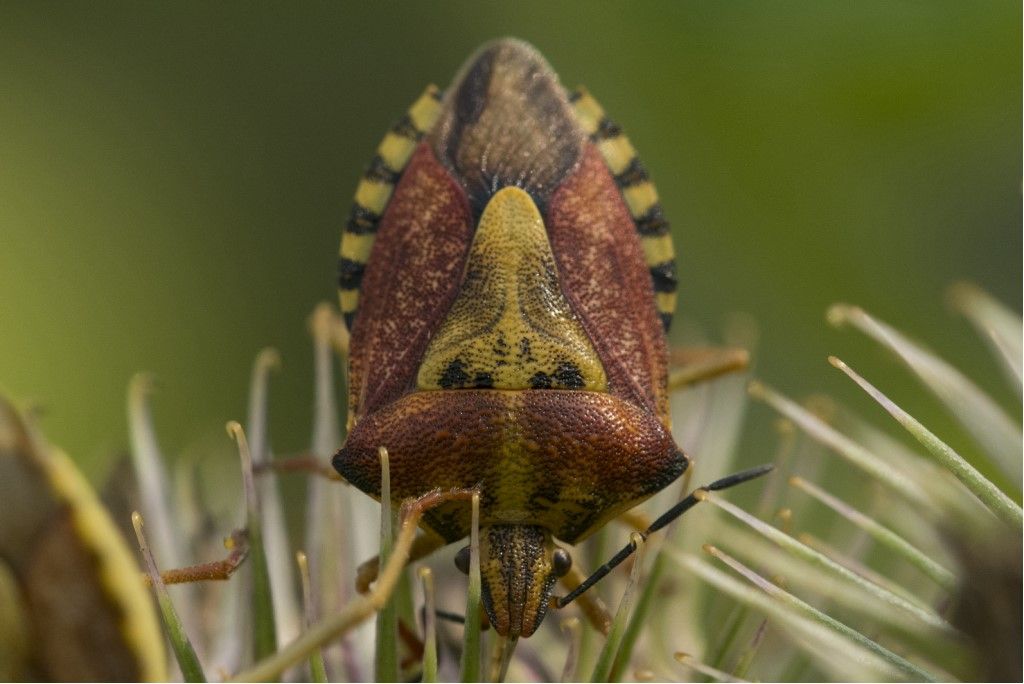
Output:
[{"left": 2, "top": 282, "right": 1019, "bottom": 680}]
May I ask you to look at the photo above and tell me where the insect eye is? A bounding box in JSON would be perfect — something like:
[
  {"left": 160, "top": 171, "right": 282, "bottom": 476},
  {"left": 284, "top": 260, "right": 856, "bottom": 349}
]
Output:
[
  {"left": 454, "top": 545, "right": 471, "bottom": 575},
  {"left": 551, "top": 548, "right": 572, "bottom": 577}
]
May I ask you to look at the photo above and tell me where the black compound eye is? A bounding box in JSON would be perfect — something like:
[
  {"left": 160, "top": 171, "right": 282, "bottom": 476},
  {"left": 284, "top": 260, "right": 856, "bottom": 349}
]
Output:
[
  {"left": 551, "top": 548, "right": 572, "bottom": 577},
  {"left": 454, "top": 545, "right": 471, "bottom": 575}
]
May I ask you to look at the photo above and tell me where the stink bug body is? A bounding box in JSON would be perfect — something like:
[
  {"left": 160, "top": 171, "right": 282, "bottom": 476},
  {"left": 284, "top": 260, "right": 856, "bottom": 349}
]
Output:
[{"left": 334, "top": 38, "right": 722, "bottom": 639}]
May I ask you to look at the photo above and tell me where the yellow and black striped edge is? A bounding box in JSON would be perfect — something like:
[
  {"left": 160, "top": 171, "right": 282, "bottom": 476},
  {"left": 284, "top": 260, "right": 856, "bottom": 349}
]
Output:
[
  {"left": 338, "top": 85, "right": 444, "bottom": 331},
  {"left": 569, "top": 87, "right": 677, "bottom": 332}
]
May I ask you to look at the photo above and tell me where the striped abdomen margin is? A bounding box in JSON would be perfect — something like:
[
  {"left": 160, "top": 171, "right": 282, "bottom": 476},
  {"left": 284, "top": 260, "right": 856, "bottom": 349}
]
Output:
[
  {"left": 338, "top": 86, "right": 444, "bottom": 331},
  {"left": 569, "top": 88, "right": 678, "bottom": 332}
]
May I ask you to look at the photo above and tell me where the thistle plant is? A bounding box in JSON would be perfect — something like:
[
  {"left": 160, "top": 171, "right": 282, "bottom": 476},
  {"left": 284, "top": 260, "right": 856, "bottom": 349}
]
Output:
[{"left": 1, "top": 284, "right": 1019, "bottom": 682}]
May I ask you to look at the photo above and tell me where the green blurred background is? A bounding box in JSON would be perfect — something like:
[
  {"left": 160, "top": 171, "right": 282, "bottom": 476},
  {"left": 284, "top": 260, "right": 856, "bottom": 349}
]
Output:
[{"left": 1, "top": 2, "right": 1019, "bottom": 483}]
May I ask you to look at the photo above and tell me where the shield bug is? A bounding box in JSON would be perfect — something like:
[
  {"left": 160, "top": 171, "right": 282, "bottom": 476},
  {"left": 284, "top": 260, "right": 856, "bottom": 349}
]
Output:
[{"left": 334, "top": 38, "right": 769, "bottom": 639}]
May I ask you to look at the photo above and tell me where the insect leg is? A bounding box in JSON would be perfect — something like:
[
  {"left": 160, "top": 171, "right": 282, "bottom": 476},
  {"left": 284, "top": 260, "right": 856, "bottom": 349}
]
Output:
[
  {"left": 144, "top": 528, "right": 249, "bottom": 585},
  {"left": 668, "top": 346, "right": 750, "bottom": 391},
  {"left": 252, "top": 452, "right": 343, "bottom": 481},
  {"left": 356, "top": 529, "right": 447, "bottom": 594},
  {"left": 433, "top": 609, "right": 471, "bottom": 625},
  {"left": 555, "top": 464, "right": 774, "bottom": 608},
  {"left": 556, "top": 564, "right": 613, "bottom": 635}
]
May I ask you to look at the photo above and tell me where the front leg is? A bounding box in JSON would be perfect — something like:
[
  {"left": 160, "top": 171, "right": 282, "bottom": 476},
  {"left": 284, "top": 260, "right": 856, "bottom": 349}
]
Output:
[{"left": 141, "top": 529, "right": 249, "bottom": 585}]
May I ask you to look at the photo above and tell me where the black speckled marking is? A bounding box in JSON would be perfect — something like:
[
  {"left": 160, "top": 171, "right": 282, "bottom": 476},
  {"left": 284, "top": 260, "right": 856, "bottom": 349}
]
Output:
[
  {"left": 562, "top": 504, "right": 603, "bottom": 543},
  {"left": 613, "top": 157, "right": 650, "bottom": 188},
  {"left": 345, "top": 204, "right": 382, "bottom": 235},
  {"left": 518, "top": 338, "right": 535, "bottom": 362},
  {"left": 593, "top": 117, "right": 622, "bottom": 140},
  {"left": 452, "top": 47, "right": 495, "bottom": 128},
  {"left": 553, "top": 361, "right": 585, "bottom": 389},
  {"left": 337, "top": 257, "right": 365, "bottom": 290},
  {"left": 649, "top": 261, "right": 678, "bottom": 294},
  {"left": 492, "top": 334, "right": 510, "bottom": 357},
  {"left": 635, "top": 204, "right": 670, "bottom": 237},
  {"left": 363, "top": 155, "right": 401, "bottom": 184},
  {"left": 439, "top": 359, "right": 471, "bottom": 389},
  {"left": 391, "top": 114, "right": 422, "bottom": 140},
  {"left": 430, "top": 41, "right": 585, "bottom": 217},
  {"left": 527, "top": 478, "right": 562, "bottom": 511},
  {"left": 529, "top": 372, "right": 552, "bottom": 389},
  {"left": 646, "top": 449, "right": 689, "bottom": 493}
]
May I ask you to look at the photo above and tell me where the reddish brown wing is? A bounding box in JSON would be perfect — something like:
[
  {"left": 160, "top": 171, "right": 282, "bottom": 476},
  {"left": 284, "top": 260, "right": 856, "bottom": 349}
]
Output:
[
  {"left": 348, "top": 142, "right": 474, "bottom": 421},
  {"left": 547, "top": 145, "right": 670, "bottom": 422},
  {"left": 349, "top": 39, "right": 669, "bottom": 427}
]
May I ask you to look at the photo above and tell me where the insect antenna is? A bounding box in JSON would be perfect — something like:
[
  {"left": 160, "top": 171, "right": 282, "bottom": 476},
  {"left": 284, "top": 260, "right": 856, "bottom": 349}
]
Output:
[
  {"left": 556, "top": 464, "right": 774, "bottom": 608},
  {"left": 415, "top": 606, "right": 478, "bottom": 627}
]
